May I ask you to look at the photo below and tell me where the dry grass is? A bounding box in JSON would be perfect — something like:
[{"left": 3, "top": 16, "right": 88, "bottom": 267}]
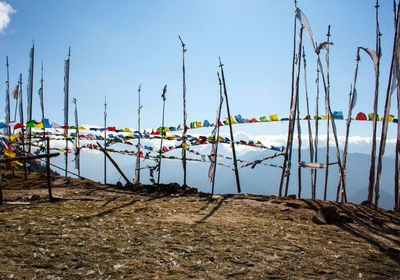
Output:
[{"left": 0, "top": 171, "right": 399, "bottom": 279}]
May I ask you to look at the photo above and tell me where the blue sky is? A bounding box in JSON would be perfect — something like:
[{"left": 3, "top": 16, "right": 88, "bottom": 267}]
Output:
[{"left": 0, "top": 0, "right": 398, "bottom": 153}]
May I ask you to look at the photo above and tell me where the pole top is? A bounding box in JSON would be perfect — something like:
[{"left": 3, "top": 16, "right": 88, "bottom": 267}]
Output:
[
  {"left": 162, "top": 85, "right": 167, "bottom": 101},
  {"left": 327, "top": 25, "right": 331, "bottom": 38},
  {"left": 138, "top": 83, "right": 142, "bottom": 93},
  {"left": 217, "top": 72, "right": 222, "bottom": 85},
  {"left": 294, "top": 0, "right": 297, "bottom": 8},
  {"left": 375, "top": 0, "right": 379, "bottom": 9},
  {"left": 68, "top": 47, "right": 71, "bottom": 58},
  {"left": 218, "top": 56, "right": 224, "bottom": 68}
]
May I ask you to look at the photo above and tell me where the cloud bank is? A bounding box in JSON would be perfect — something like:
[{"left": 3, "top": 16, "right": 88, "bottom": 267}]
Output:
[{"left": 0, "top": 1, "right": 15, "bottom": 33}]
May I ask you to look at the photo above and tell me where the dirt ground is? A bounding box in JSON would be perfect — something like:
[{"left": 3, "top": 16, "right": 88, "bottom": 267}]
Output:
[{"left": 0, "top": 170, "right": 400, "bottom": 279}]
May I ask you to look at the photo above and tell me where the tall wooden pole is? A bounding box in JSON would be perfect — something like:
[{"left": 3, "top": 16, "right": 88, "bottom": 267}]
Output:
[
  {"left": 18, "top": 74, "right": 27, "bottom": 180},
  {"left": 211, "top": 72, "right": 224, "bottom": 196},
  {"left": 219, "top": 57, "right": 241, "bottom": 193},
  {"left": 46, "top": 137, "right": 53, "bottom": 201},
  {"left": 157, "top": 85, "right": 167, "bottom": 184},
  {"left": 396, "top": 0, "right": 400, "bottom": 212},
  {"left": 179, "top": 35, "right": 188, "bottom": 186},
  {"left": 73, "top": 98, "right": 80, "bottom": 178},
  {"left": 285, "top": 27, "right": 304, "bottom": 197},
  {"left": 135, "top": 85, "right": 142, "bottom": 187},
  {"left": 302, "top": 48, "right": 314, "bottom": 198},
  {"left": 279, "top": 0, "right": 298, "bottom": 197},
  {"left": 5, "top": 57, "right": 11, "bottom": 136},
  {"left": 39, "top": 61, "right": 46, "bottom": 152},
  {"left": 64, "top": 47, "right": 71, "bottom": 177},
  {"left": 104, "top": 96, "right": 107, "bottom": 184},
  {"left": 296, "top": 88, "right": 302, "bottom": 198},
  {"left": 374, "top": 2, "right": 400, "bottom": 209},
  {"left": 368, "top": 0, "right": 382, "bottom": 202},
  {"left": 323, "top": 27, "right": 331, "bottom": 201},
  {"left": 27, "top": 44, "right": 34, "bottom": 159},
  {"left": 338, "top": 50, "right": 360, "bottom": 199},
  {"left": 313, "top": 66, "right": 320, "bottom": 199}
]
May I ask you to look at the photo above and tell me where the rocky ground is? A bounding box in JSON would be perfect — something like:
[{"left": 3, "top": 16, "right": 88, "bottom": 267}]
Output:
[{"left": 0, "top": 170, "right": 399, "bottom": 279}]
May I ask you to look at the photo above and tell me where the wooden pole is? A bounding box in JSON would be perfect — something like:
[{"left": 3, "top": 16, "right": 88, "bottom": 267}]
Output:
[
  {"left": 46, "top": 137, "right": 53, "bottom": 201},
  {"left": 211, "top": 72, "right": 224, "bottom": 196},
  {"left": 73, "top": 98, "right": 80, "bottom": 178},
  {"left": 285, "top": 27, "right": 304, "bottom": 197},
  {"left": 302, "top": 48, "right": 314, "bottom": 198},
  {"left": 135, "top": 85, "right": 142, "bottom": 187},
  {"left": 39, "top": 61, "right": 46, "bottom": 155},
  {"left": 64, "top": 47, "right": 71, "bottom": 178},
  {"left": 323, "top": 27, "right": 331, "bottom": 201},
  {"left": 104, "top": 96, "right": 107, "bottom": 184},
  {"left": 219, "top": 57, "right": 241, "bottom": 193},
  {"left": 368, "top": 0, "right": 382, "bottom": 202},
  {"left": 96, "top": 142, "right": 131, "bottom": 185},
  {"left": 179, "top": 35, "right": 188, "bottom": 186},
  {"left": 279, "top": 1, "right": 298, "bottom": 197},
  {"left": 396, "top": 1, "right": 400, "bottom": 212},
  {"left": 313, "top": 66, "right": 320, "bottom": 199},
  {"left": 18, "top": 74, "right": 27, "bottom": 180},
  {"left": 338, "top": 50, "right": 360, "bottom": 200},
  {"left": 27, "top": 44, "right": 34, "bottom": 163},
  {"left": 374, "top": 2, "right": 400, "bottom": 209},
  {"left": 296, "top": 90, "right": 302, "bottom": 198},
  {"left": 157, "top": 85, "right": 167, "bottom": 184},
  {"left": 315, "top": 30, "right": 347, "bottom": 203},
  {"left": 5, "top": 56, "right": 11, "bottom": 136}
]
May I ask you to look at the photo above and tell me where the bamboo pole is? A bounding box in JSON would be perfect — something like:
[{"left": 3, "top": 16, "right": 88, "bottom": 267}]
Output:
[
  {"left": 279, "top": 1, "right": 298, "bottom": 197},
  {"left": 135, "top": 85, "right": 142, "bottom": 187},
  {"left": 18, "top": 74, "right": 27, "bottom": 180},
  {"left": 296, "top": 90, "right": 302, "bottom": 198},
  {"left": 5, "top": 56, "right": 10, "bottom": 136},
  {"left": 284, "top": 27, "right": 304, "bottom": 197},
  {"left": 396, "top": 1, "right": 400, "bottom": 211},
  {"left": 27, "top": 44, "right": 34, "bottom": 162},
  {"left": 219, "top": 57, "right": 241, "bottom": 193},
  {"left": 368, "top": 0, "right": 382, "bottom": 202},
  {"left": 211, "top": 72, "right": 224, "bottom": 196},
  {"left": 104, "top": 96, "right": 107, "bottom": 184},
  {"left": 313, "top": 66, "right": 320, "bottom": 199},
  {"left": 64, "top": 48, "right": 71, "bottom": 178},
  {"left": 46, "top": 137, "right": 53, "bottom": 201},
  {"left": 302, "top": 48, "right": 314, "bottom": 197},
  {"left": 96, "top": 142, "right": 131, "bottom": 185},
  {"left": 338, "top": 49, "right": 360, "bottom": 199},
  {"left": 73, "top": 98, "right": 80, "bottom": 178},
  {"left": 39, "top": 61, "right": 46, "bottom": 154},
  {"left": 323, "top": 27, "right": 331, "bottom": 201},
  {"left": 178, "top": 35, "right": 188, "bottom": 186},
  {"left": 157, "top": 85, "right": 167, "bottom": 184},
  {"left": 315, "top": 30, "right": 347, "bottom": 203},
  {"left": 374, "top": 2, "right": 400, "bottom": 209}
]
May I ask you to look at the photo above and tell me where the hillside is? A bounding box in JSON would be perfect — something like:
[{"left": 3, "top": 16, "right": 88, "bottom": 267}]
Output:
[{"left": 0, "top": 171, "right": 400, "bottom": 279}]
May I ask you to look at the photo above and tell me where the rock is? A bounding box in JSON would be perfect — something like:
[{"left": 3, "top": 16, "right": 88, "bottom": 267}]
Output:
[
  {"left": 287, "top": 194, "right": 297, "bottom": 199},
  {"left": 361, "top": 200, "right": 373, "bottom": 207},
  {"left": 116, "top": 182, "right": 123, "bottom": 189},
  {"left": 285, "top": 202, "right": 300, "bottom": 209},
  {"left": 371, "top": 217, "right": 385, "bottom": 226},
  {"left": 312, "top": 206, "right": 341, "bottom": 224}
]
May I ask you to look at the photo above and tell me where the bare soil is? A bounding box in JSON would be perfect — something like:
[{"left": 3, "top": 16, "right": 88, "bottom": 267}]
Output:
[{"left": 0, "top": 170, "right": 399, "bottom": 279}]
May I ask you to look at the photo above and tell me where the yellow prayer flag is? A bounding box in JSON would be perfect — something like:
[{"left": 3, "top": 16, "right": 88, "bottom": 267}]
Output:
[
  {"left": 196, "top": 121, "right": 203, "bottom": 128},
  {"left": 10, "top": 134, "right": 19, "bottom": 142},
  {"left": 389, "top": 115, "right": 394, "bottom": 122},
  {"left": 269, "top": 114, "right": 279, "bottom": 121},
  {"left": 124, "top": 128, "right": 132, "bottom": 133},
  {"left": 34, "top": 122, "right": 44, "bottom": 128},
  {"left": 77, "top": 126, "right": 86, "bottom": 130},
  {"left": 4, "top": 150, "right": 16, "bottom": 158},
  {"left": 226, "top": 117, "right": 237, "bottom": 124}
]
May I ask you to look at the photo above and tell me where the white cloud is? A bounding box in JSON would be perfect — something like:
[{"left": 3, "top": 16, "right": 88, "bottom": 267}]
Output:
[{"left": 0, "top": 1, "right": 15, "bottom": 33}]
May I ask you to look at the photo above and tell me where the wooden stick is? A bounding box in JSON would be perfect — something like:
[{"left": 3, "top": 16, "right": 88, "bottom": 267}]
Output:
[
  {"left": 46, "top": 137, "right": 53, "bottom": 201},
  {"left": 284, "top": 26, "right": 304, "bottom": 197},
  {"left": 374, "top": 1, "right": 400, "bottom": 209},
  {"left": 18, "top": 74, "right": 27, "bottom": 180},
  {"left": 296, "top": 90, "right": 302, "bottom": 198},
  {"left": 211, "top": 72, "right": 224, "bottom": 196},
  {"left": 135, "top": 85, "right": 142, "bottom": 187},
  {"left": 368, "top": 0, "right": 382, "bottom": 202},
  {"left": 5, "top": 56, "right": 10, "bottom": 136},
  {"left": 157, "top": 85, "right": 167, "bottom": 184},
  {"left": 104, "top": 96, "right": 107, "bottom": 184},
  {"left": 64, "top": 48, "right": 71, "bottom": 178},
  {"left": 96, "top": 141, "right": 131, "bottom": 185},
  {"left": 179, "top": 35, "right": 188, "bottom": 186},
  {"left": 313, "top": 66, "right": 320, "bottom": 199},
  {"left": 219, "top": 57, "right": 241, "bottom": 193},
  {"left": 323, "top": 27, "right": 331, "bottom": 201},
  {"left": 302, "top": 48, "right": 314, "bottom": 198},
  {"left": 0, "top": 152, "right": 60, "bottom": 163},
  {"left": 338, "top": 50, "right": 360, "bottom": 200},
  {"left": 279, "top": 4, "right": 298, "bottom": 197}
]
